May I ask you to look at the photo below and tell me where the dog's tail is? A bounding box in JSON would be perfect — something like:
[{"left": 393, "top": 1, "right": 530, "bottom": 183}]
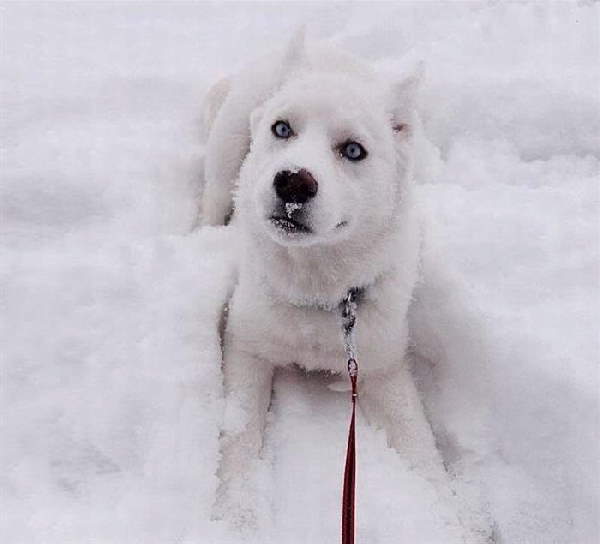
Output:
[{"left": 202, "top": 76, "right": 232, "bottom": 142}]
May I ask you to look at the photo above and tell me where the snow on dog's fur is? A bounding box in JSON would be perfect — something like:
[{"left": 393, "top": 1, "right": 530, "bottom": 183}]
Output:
[{"left": 204, "top": 32, "right": 485, "bottom": 541}]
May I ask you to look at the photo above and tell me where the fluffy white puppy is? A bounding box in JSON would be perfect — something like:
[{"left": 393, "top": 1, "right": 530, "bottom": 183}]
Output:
[{"left": 205, "top": 33, "right": 477, "bottom": 539}]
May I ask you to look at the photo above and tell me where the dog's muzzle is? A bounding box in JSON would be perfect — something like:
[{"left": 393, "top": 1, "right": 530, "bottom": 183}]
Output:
[{"left": 270, "top": 168, "right": 317, "bottom": 234}]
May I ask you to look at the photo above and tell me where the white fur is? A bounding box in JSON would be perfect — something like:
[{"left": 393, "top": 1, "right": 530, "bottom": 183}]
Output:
[
  {"left": 201, "top": 28, "right": 375, "bottom": 227},
  {"left": 207, "top": 34, "right": 482, "bottom": 541}
]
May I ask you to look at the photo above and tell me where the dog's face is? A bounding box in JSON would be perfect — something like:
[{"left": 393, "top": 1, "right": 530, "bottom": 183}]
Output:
[{"left": 236, "top": 71, "right": 416, "bottom": 248}]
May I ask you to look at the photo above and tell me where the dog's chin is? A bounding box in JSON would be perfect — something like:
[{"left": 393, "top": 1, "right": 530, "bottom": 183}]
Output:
[
  {"left": 264, "top": 214, "right": 351, "bottom": 247},
  {"left": 266, "top": 215, "right": 316, "bottom": 246}
]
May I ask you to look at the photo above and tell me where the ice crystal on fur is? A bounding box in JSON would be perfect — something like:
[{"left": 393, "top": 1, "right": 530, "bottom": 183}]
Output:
[{"left": 284, "top": 202, "right": 303, "bottom": 218}]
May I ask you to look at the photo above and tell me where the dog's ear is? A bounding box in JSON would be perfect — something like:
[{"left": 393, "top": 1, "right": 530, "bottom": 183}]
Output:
[
  {"left": 281, "top": 25, "right": 308, "bottom": 76},
  {"left": 249, "top": 28, "right": 307, "bottom": 138},
  {"left": 388, "top": 61, "right": 424, "bottom": 136}
]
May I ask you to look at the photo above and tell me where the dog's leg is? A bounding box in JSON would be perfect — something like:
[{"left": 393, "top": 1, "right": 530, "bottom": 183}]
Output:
[
  {"left": 214, "top": 348, "right": 273, "bottom": 530},
  {"left": 361, "top": 366, "right": 490, "bottom": 541},
  {"left": 360, "top": 364, "right": 446, "bottom": 482}
]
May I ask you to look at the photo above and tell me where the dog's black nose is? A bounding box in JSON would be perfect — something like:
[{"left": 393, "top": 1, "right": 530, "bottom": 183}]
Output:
[{"left": 273, "top": 169, "right": 318, "bottom": 204}]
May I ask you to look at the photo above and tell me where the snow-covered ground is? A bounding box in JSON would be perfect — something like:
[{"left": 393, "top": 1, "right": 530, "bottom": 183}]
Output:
[{"left": 1, "top": 2, "right": 598, "bottom": 543}]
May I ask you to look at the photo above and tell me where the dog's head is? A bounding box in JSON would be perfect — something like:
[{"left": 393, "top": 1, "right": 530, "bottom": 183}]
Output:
[{"left": 236, "top": 37, "right": 421, "bottom": 248}]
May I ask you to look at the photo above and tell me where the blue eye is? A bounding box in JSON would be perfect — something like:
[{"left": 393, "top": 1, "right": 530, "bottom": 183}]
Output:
[
  {"left": 341, "top": 141, "right": 367, "bottom": 161},
  {"left": 272, "top": 120, "right": 293, "bottom": 139}
]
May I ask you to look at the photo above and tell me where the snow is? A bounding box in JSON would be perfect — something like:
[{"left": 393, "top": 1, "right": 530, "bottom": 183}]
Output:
[
  {"left": 285, "top": 202, "right": 303, "bottom": 218},
  {"left": 1, "top": 2, "right": 598, "bottom": 543}
]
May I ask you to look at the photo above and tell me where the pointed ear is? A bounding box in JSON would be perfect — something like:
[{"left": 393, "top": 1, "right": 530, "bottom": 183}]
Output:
[
  {"left": 249, "top": 28, "right": 307, "bottom": 144},
  {"left": 388, "top": 61, "right": 424, "bottom": 135},
  {"left": 281, "top": 25, "right": 307, "bottom": 75}
]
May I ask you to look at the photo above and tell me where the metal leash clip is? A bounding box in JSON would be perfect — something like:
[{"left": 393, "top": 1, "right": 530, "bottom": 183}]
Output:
[
  {"left": 341, "top": 287, "right": 361, "bottom": 364},
  {"left": 347, "top": 357, "right": 358, "bottom": 378}
]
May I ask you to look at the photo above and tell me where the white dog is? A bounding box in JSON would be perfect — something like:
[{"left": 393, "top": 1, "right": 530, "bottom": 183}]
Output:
[{"left": 203, "top": 33, "right": 481, "bottom": 540}]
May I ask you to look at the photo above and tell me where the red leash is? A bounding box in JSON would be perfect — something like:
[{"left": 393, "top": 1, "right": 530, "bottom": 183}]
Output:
[
  {"left": 340, "top": 289, "right": 361, "bottom": 544},
  {"left": 342, "top": 357, "right": 358, "bottom": 544}
]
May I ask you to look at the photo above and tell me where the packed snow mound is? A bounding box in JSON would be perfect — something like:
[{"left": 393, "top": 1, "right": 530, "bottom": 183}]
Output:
[{"left": 1, "top": 2, "right": 598, "bottom": 543}]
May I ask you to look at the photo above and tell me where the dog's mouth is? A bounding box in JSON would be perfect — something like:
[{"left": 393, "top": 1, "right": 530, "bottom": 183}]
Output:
[{"left": 269, "top": 215, "right": 312, "bottom": 234}]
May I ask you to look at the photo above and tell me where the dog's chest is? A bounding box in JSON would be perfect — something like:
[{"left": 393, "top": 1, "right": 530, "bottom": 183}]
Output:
[
  {"left": 242, "top": 300, "right": 345, "bottom": 371},
  {"left": 229, "top": 288, "right": 402, "bottom": 373}
]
